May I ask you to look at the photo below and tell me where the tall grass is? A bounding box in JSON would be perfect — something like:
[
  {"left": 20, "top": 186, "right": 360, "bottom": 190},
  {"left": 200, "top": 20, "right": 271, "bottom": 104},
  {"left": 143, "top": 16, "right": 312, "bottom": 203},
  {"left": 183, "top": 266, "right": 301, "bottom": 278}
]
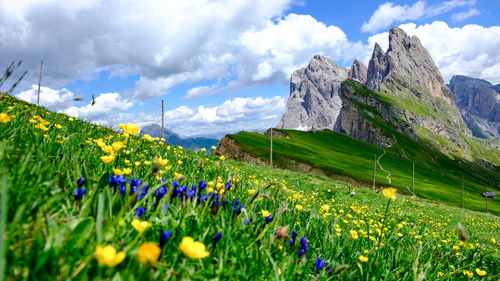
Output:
[{"left": 0, "top": 95, "right": 498, "bottom": 280}]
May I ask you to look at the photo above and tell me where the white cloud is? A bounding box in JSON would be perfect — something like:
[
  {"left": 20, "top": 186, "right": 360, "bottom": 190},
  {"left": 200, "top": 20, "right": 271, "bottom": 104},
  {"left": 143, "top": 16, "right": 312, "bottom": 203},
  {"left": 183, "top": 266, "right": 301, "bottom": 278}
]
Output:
[
  {"left": 100, "top": 96, "right": 287, "bottom": 137},
  {"left": 367, "top": 21, "right": 500, "bottom": 84},
  {"left": 0, "top": 0, "right": 294, "bottom": 99},
  {"left": 451, "top": 8, "right": 480, "bottom": 22},
  {"left": 64, "top": 92, "right": 133, "bottom": 120},
  {"left": 184, "top": 13, "right": 366, "bottom": 99},
  {"left": 16, "top": 85, "right": 76, "bottom": 111},
  {"left": 162, "top": 96, "right": 286, "bottom": 136},
  {"left": 362, "top": 0, "right": 476, "bottom": 33},
  {"left": 0, "top": 1, "right": 369, "bottom": 102}
]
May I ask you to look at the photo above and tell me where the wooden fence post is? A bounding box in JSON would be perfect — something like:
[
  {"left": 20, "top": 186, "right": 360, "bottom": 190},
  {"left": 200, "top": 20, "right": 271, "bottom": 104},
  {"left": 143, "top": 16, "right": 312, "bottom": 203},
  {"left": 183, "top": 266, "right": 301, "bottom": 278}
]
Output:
[
  {"left": 270, "top": 128, "right": 273, "bottom": 166},
  {"left": 161, "top": 100, "right": 164, "bottom": 140},
  {"left": 37, "top": 60, "right": 43, "bottom": 106},
  {"left": 372, "top": 153, "right": 376, "bottom": 191},
  {"left": 461, "top": 176, "right": 464, "bottom": 209}
]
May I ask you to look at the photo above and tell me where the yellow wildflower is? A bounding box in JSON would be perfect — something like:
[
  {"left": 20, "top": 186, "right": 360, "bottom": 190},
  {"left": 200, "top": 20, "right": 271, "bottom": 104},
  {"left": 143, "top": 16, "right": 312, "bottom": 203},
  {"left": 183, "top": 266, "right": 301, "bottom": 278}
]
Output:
[
  {"left": 112, "top": 141, "right": 126, "bottom": 151},
  {"left": 177, "top": 160, "right": 183, "bottom": 165},
  {"left": 95, "top": 245, "right": 126, "bottom": 267},
  {"left": 142, "top": 134, "right": 154, "bottom": 142},
  {"left": 211, "top": 146, "right": 217, "bottom": 150},
  {"left": 54, "top": 124, "right": 62, "bottom": 129},
  {"left": 131, "top": 219, "right": 151, "bottom": 233},
  {"left": 320, "top": 204, "right": 330, "bottom": 212},
  {"left": 157, "top": 158, "right": 169, "bottom": 165},
  {"left": 475, "top": 268, "right": 487, "bottom": 276},
  {"left": 119, "top": 123, "right": 140, "bottom": 135},
  {"left": 138, "top": 242, "right": 161, "bottom": 264},
  {"left": 261, "top": 210, "right": 271, "bottom": 217},
  {"left": 102, "top": 145, "right": 114, "bottom": 154},
  {"left": 295, "top": 204, "right": 304, "bottom": 211},
  {"left": 179, "top": 237, "right": 209, "bottom": 259},
  {"left": 100, "top": 155, "right": 115, "bottom": 164},
  {"left": 463, "top": 270, "right": 473, "bottom": 278},
  {"left": 382, "top": 188, "right": 397, "bottom": 200},
  {"left": 350, "top": 230, "right": 359, "bottom": 240},
  {"left": 174, "top": 172, "right": 183, "bottom": 178},
  {"left": 397, "top": 233, "right": 403, "bottom": 237},
  {"left": 359, "top": 255, "right": 368, "bottom": 262},
  {"left": 219, "top": 155, "right": 225, "bottom": 161},
  {"left": 68, "top": 117, "right": 74, "bottom": 121},
  {"left": 490, "top": 238, "right": 497, "bottom": 244},
  {"left": 200, "top": 148, "right": 206, "bottom": 152}
]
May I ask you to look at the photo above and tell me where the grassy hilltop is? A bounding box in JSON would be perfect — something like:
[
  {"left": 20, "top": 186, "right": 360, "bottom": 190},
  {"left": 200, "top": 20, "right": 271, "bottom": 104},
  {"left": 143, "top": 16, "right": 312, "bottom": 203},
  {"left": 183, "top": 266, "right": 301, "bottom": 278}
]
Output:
[{"left": 0, "top": 94, "right": 499, "bottom": 280}]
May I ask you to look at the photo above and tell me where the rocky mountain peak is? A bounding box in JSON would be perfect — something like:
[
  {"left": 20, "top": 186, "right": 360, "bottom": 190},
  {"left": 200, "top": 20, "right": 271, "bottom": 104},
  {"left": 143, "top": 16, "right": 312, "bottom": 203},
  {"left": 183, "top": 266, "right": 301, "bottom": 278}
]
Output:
[
  {"left": 348, "top": 59, "right": 368, "bottom": 83},
  {"left": 277, "top": 54, "right": 348, "bottom": 131},
  {"left": 368, "top": 27, "right": 455, "bottom": 106}
]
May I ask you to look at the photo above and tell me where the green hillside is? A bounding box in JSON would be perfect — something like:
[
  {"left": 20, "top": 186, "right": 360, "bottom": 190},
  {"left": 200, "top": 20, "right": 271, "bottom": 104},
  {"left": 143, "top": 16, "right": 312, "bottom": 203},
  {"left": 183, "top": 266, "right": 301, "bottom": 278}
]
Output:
[
  {"left": 1, "top": 94, "right": 499, "bottom": 280},
  {"left": 227, "top": 127, "right": 500, "bottom": 215}
]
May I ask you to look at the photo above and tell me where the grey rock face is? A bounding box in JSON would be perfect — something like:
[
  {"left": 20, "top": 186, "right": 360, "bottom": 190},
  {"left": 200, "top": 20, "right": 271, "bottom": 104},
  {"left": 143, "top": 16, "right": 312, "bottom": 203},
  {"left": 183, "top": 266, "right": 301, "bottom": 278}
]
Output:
[
  {"left": 348, "top": 59, "right": 368, "bottom": 83},
  {"left": 365, "top": 27, "right": 468, "bottom": 136},
  {"left": 277, "top": 54, "right": 348, "bottom": 131},
  {"left": 337, "top": 27, "right": 472, "bottom": 151},
  {"left": 448, "top": 75, "right": 500, "bottom": 138}
]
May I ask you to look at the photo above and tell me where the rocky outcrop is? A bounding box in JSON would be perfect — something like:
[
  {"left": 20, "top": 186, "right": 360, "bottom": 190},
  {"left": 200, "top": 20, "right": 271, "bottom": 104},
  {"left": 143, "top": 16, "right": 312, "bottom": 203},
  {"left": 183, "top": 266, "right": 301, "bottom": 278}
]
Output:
[
  {"left": 448, "top": 75, "right": 500, "bottom": 138},
  {"left": 263, "top": 128, "right": 290, "bottom": 138},
  {"left": 337, "top": 27, "right": 471, "bottom": 150},
  {"left": 348, "top": 59, "right": 368, "bottom": 83},
  {"left": 277, "top": 56, "right": 371, "bottom": 131},
  {"left": 216, "top": 135, "right": 267, "bottom": 165},
  {"left": 365, "top": 27, "right": 469, "bottom": 136},
  {"left": 335, "top": 80, "right": 417, "bottom": 147},
  {"left": 277, "top": 55, "right": 348, "bottom": 131}
]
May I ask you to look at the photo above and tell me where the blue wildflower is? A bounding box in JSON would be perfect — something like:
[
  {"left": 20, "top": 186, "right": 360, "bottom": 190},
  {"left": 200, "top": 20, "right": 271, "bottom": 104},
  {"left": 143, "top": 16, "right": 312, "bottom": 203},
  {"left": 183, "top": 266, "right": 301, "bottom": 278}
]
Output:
[
  {"left": 231, "top": 199, "right": 244, "bottom": 216},
  {"left": 77, "top": 177, "right": 85, "bottom": 187},
  {"left": 160, "top": 230, "right": 173, "bottom": 248},
  {"left": 200, "top": 195, "right": 208, "bottom": 203},
  {"left": 225, "top": 182, "right": 232, "bottom": 190},
  {"left": 288, "top": 230, "right": 298, "bottom": 245},
  {"left": 315, "top": 258, "right": 326, "bottom": 274},
  {"left": 213, "top": 232, "right": 223, "bottom": 243},
  {"left": 129, "top": 178, "right": 143, "bottom": 194},
  {"left": 137, "top": 184, "right": 149, "bottom": 200},
  {"left": 298, "top": 237, "right": 308, "bottom": 258},
  {"left": 244, "top": 218, "right": 253, "bottom": 225},
  {"left": 155, "top": 185, "right": 168, "bottom": 200},
  {"left": 198, "top": 181, "right": 207, "bottom": 190},
  {"left": 136, "top": 207, "right": 147, "bottom": 218},
  {"left": 265, "top": 216, "right": 273, "bottom": 224},
  {"left": 74, "top": 187, "right": 86, "bottom": 201}
]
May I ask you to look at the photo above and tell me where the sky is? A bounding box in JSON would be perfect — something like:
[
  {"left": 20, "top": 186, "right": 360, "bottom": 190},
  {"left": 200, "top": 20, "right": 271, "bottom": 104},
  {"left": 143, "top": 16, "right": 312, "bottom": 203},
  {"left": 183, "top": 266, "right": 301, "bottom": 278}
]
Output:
[{"left": 1, "top": 0, "right": 500, "bottom": 138}]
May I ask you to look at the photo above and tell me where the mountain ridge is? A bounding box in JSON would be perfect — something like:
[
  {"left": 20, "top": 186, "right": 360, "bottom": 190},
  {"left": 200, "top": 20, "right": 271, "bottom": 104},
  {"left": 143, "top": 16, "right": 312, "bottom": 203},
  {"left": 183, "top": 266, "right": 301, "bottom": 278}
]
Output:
[{"left": 141, "top": 123, "right": 219, "bottom": 151}]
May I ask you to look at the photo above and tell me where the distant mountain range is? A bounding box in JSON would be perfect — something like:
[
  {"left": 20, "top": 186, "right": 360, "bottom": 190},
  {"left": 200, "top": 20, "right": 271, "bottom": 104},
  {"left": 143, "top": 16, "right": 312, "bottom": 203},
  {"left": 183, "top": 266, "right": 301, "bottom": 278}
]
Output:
[{"left": 141, "top": 124, "right": 219, "bottom": 151}]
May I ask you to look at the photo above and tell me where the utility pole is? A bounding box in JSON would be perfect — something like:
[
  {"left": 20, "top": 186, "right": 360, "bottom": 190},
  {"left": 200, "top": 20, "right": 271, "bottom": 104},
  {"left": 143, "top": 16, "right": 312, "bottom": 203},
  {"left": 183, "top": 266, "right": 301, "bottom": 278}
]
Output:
[
  {"left": 461, "top": 176, "right": 464, "bottom": 209},
  {"left": 161, "top": 99, "right": 164, "bottom": 140},
  {"left": 372, "top": 153, "right": 376, "bottom": 191},
  {"left": 37, "top": 60, "right": 43, "bottom": 106},
  {"left": 270, "top": 128, "right": 273, "bottom": 166},
  {"left": 412, "top": 161, "right": 415, "bottom": 194}
]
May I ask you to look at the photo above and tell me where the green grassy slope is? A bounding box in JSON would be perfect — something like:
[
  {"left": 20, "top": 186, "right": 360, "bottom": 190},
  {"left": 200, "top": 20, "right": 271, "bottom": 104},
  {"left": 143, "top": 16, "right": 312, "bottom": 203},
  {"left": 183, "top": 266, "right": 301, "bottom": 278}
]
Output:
[
  {"left": 1, "top": 95, "right": 499, "bottom": 280},
  {"left": 228, "top": 128, "right": 500, "bottom": 215}
]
